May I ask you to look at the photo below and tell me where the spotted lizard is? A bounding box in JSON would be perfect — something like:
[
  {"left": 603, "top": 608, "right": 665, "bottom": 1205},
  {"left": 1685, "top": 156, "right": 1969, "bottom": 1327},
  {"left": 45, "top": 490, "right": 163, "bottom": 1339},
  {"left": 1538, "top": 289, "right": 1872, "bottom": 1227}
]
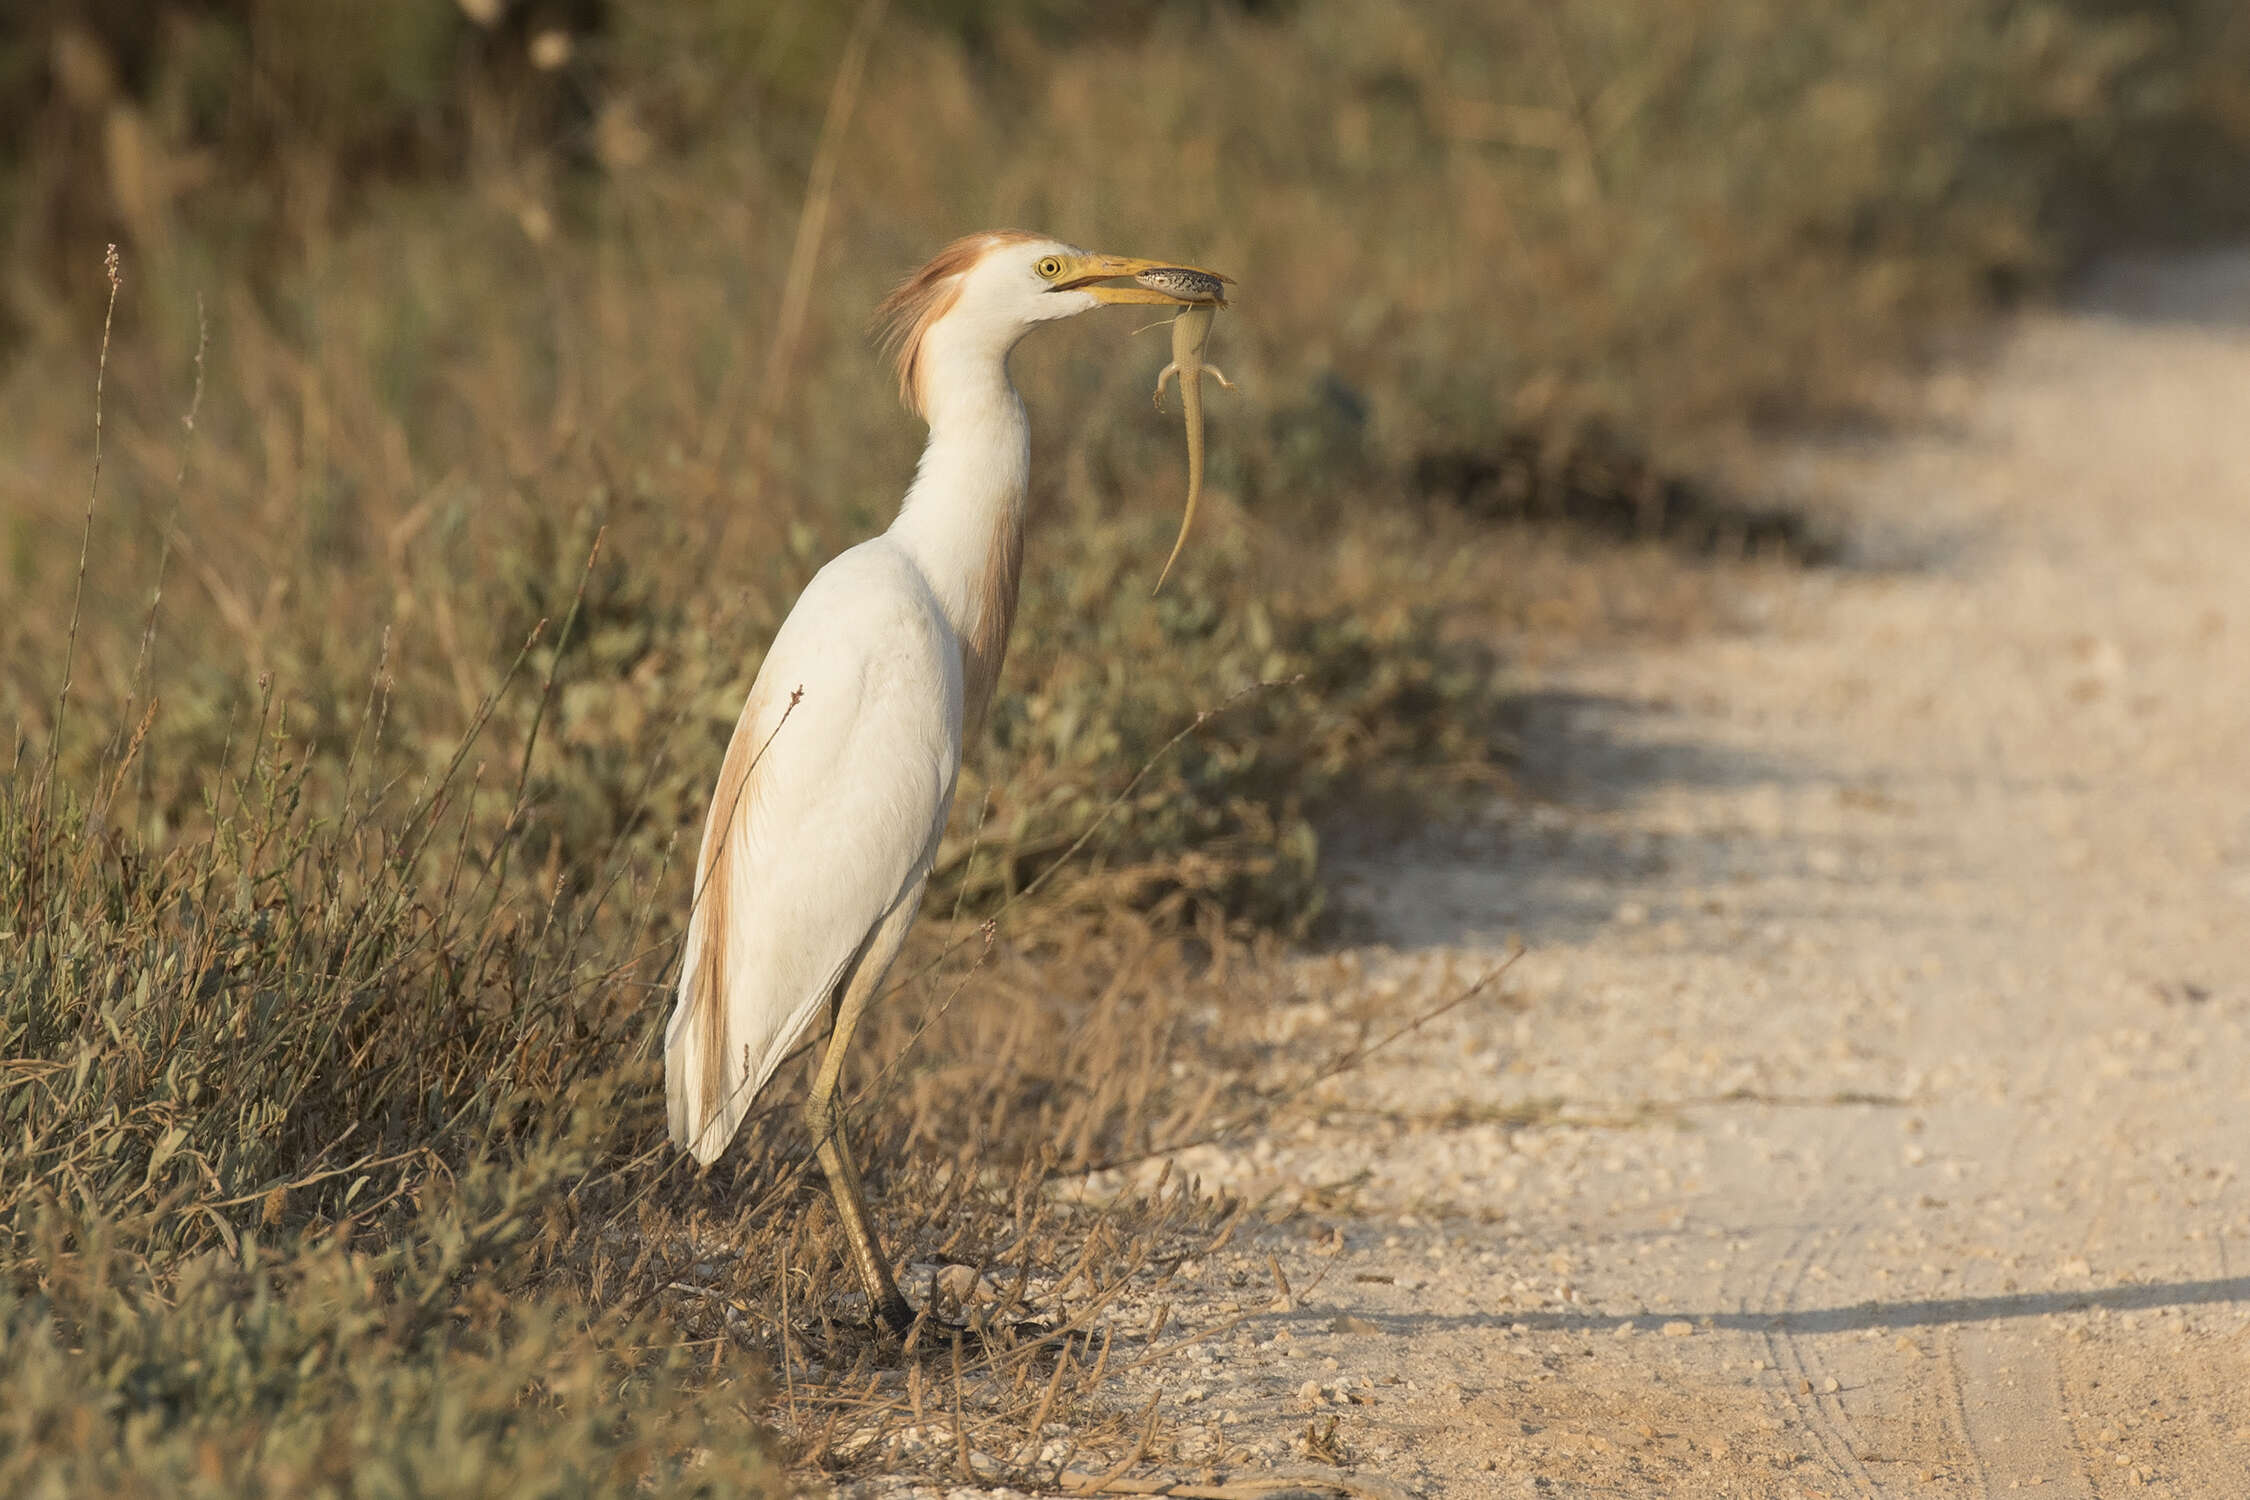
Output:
[{"left": 1136, "top": 268, "right": 1235, "bottom": 594}]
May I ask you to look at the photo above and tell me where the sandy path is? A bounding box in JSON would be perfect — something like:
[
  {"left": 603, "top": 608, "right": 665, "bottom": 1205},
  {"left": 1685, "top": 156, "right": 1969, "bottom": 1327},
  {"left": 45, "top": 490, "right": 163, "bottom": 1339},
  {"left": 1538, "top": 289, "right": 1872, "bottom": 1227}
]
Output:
[{"left": 1111, "top": 254, "right": 2250, "bottom": 1495}]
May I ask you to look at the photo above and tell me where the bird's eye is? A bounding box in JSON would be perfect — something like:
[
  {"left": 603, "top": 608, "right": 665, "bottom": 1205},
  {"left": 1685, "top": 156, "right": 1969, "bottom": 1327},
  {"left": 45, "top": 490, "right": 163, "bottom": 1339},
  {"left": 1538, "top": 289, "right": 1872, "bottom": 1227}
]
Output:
[{"left": 1036, "top": 256, "right": 1063, "bottom": 280}]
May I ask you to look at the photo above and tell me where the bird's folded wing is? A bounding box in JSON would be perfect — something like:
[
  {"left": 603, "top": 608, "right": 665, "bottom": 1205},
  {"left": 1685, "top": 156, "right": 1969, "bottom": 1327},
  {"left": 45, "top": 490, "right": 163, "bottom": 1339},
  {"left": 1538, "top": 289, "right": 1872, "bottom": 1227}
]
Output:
[{"left": 665, "top": 558, "right": 961, "bottom": 1164}]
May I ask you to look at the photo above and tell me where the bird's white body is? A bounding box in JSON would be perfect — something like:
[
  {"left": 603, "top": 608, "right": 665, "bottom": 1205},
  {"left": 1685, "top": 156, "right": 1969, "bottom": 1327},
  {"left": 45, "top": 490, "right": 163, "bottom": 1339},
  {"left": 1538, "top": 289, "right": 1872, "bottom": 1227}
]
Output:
[
  {"left": 664, "top": 539, "right": 964, "bottom": 1159},
  {"left": 665, "top": 328, "right": 1034, "bottom": 1161},
  {"left": 661, "top": 231, "right": 1220, "bottom": 1328}
]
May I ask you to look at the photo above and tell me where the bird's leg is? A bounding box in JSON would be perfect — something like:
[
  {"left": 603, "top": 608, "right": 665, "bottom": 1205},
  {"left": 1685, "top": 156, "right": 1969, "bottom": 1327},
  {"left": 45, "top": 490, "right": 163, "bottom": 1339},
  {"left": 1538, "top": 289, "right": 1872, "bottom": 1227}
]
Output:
[
  {"left": 801, "top": 915, "right": 1060, "bottom": 1349},
  {"left": 816, "top": 1108, "right": 913, "bottom": 1333},
  {"left": 804, "top": 994, "right": 915, "bottom": 1333},
  {"left": 803, "top": 906, "right": 919, "bottom": 1335}
]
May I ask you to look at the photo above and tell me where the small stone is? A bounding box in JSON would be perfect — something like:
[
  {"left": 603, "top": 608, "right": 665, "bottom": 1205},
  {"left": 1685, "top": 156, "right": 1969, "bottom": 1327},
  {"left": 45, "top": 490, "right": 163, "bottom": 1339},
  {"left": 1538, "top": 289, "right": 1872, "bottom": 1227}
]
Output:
[
  {"left": 1661, "top": 1320, "right": 1695, "bottom": 1338},
  {"left": 1822, "top": 1376, "right": 1840, "bottom": 1394}
]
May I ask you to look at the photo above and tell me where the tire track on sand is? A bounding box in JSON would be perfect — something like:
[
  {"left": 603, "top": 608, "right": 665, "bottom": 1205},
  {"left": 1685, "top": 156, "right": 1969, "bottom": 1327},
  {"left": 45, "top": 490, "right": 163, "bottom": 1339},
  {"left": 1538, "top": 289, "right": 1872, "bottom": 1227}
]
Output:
[
  {"left": 1756, "top": 1220, "right": 1883, "bottom": 1499},
  {"left": 1940, "top": 1046, "right": 2097, "bottom": 1498}
]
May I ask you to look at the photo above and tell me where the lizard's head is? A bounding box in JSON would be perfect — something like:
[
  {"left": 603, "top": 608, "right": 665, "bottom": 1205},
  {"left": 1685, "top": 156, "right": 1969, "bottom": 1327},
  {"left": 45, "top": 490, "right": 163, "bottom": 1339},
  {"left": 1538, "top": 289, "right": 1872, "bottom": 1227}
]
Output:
[
  {"left": 876, "top": 232, "right": 1229, "bottom": 416},
  {"left": 1131, "top": 266, "right": 1230, "bottom": 306}
]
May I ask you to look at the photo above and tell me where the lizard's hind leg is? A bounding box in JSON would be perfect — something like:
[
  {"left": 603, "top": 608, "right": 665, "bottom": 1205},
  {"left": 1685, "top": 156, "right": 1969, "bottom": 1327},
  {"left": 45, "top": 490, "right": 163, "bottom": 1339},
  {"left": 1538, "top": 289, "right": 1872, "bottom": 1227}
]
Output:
[{"left": 1153, "top": 362, "right": 1181, "bottom": 412}]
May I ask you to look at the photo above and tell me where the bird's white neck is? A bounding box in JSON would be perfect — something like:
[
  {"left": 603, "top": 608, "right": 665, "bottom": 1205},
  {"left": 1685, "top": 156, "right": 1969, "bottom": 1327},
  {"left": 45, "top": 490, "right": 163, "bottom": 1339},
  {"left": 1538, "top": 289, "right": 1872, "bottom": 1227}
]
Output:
[{"left": 887, "top": 325, "right": 1030, "bottom": 739}]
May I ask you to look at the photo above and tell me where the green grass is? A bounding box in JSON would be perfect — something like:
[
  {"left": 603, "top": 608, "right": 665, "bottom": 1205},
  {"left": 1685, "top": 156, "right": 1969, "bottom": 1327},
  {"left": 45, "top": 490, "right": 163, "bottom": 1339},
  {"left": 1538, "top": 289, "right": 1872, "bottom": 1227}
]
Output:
[{"left": 5, "top": 0, "right": 2250, "bottom": 1491}]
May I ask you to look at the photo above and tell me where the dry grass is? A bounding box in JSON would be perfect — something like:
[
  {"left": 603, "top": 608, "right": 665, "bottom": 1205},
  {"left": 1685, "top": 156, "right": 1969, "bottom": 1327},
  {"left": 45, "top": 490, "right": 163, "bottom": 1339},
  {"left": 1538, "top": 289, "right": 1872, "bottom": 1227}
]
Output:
[
  {"left": 6, "top": 0, "right": 2250, "bottom": 1492},
  {"left": 1, "top": 659, "right": 1323, "bottom": 1490}
]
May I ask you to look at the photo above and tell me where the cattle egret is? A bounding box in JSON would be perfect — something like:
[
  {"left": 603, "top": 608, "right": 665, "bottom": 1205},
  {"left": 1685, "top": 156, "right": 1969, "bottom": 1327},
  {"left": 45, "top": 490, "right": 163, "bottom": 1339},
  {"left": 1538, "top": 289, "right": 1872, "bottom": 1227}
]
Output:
[{"left": 665, "top": 232, "right": 1226, "bottom": 1332}]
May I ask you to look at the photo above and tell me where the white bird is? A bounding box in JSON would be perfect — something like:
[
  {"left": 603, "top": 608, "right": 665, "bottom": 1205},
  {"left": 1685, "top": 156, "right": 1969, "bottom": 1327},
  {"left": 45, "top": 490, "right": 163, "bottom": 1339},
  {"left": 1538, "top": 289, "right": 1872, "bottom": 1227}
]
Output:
[{"left": 665, "top": 232, "right": 1224, "bottom": 1332}]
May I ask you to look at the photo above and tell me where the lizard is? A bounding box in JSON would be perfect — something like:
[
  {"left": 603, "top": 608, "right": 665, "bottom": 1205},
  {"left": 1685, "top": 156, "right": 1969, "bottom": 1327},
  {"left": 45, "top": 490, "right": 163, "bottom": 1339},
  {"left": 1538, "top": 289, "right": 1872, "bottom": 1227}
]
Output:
[{"left": 1135, "top": 268, "right": 1235, "bottom": 594}]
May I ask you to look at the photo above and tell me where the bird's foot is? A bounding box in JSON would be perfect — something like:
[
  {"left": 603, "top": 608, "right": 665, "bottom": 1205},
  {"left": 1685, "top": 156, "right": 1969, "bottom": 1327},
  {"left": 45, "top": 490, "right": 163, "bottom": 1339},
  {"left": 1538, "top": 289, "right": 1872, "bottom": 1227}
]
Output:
[
  {"left": 879, "top": 1293, "right": 1077, "bottom": 1352},
  {"left": 904, "top": 1308, "right": 1080, "bottom": 1353},
  {"left": 872, "top": 1289, "right": 918, "bottom": 1338}
]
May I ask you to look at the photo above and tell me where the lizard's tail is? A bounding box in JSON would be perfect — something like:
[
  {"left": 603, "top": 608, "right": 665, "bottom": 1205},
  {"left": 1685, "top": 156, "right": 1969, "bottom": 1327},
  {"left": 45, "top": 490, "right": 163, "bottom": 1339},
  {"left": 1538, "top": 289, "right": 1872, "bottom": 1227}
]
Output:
[{"left": 1153, "top": 407, "right": 1201, "bottom": 596}]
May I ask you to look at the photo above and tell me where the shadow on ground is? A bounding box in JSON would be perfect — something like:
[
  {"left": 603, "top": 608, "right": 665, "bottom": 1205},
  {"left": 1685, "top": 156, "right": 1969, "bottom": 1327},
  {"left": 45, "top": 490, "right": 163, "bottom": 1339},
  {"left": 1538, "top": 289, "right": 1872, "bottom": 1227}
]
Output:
[
  {"left": 1323, "top": 687, "right": 1937, "bottom": 951},
  {"left": 1290, "top": 1276, "right": 2250, "bottom": 1339},
  {"left": 2075, "top": 248, "right": 2250, "bottom": 327}
]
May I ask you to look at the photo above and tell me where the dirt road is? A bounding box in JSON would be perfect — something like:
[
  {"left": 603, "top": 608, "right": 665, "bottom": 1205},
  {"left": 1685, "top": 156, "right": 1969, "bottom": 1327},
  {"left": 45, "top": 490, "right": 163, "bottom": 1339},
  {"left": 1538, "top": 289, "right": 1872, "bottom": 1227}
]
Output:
[{"left": 1105, "top": 254, "right": 2250, "bottom": 1496}]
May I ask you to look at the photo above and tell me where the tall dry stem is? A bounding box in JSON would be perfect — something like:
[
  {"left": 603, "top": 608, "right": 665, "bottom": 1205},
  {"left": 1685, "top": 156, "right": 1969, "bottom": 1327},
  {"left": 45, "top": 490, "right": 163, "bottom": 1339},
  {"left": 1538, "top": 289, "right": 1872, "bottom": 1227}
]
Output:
[
  {"left": 43, "top": 244, "right": 124, "bottom": 809},
  {"left": 725, "top": 0, "right": 891, "bottom": 482}
]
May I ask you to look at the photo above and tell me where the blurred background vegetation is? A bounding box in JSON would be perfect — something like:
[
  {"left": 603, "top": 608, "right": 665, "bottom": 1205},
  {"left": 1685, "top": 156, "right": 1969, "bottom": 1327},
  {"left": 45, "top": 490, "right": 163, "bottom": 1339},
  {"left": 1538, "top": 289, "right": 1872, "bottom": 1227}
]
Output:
[{"left": 6, "top": 0, "right": 2250, "bottom": 1492}]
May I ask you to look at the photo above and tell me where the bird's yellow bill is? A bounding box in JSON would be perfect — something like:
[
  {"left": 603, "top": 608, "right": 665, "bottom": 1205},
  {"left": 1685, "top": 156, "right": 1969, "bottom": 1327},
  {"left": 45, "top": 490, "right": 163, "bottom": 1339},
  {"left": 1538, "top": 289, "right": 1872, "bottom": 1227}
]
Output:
[{"left": 1060, "top": 252, "right": 1233, "bottom": 306}]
